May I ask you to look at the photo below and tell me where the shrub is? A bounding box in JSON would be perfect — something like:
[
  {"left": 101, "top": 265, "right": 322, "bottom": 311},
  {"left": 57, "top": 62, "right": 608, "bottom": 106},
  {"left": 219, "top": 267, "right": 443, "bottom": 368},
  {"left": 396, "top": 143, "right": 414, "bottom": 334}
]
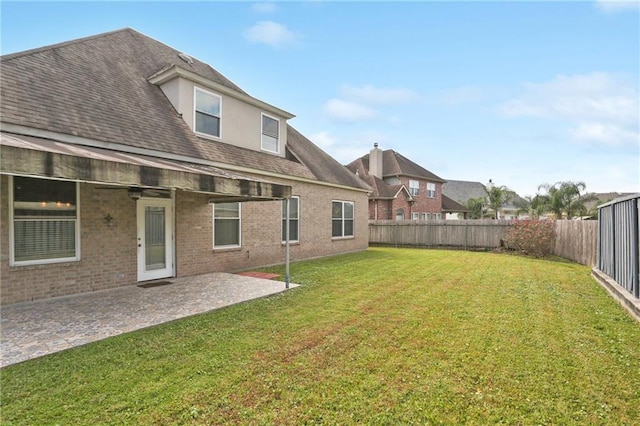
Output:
[{"left": 504, "top": 219, "right": 555, "bottom": 257}]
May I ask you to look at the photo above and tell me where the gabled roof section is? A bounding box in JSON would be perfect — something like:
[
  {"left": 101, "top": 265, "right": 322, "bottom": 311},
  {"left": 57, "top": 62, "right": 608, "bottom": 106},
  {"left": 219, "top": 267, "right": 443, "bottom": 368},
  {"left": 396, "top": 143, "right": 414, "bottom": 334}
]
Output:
[
  {"left": 383, "top": 150, "right": 446, "bottom": 183},
  {"left": 442, "top": 194, "right": 469, "bottom": 212},
  {"left": 346, "top": 150, "right": 445, "bottom": 183},
  {"left": 286, "top": 126, "right": 370, "bottom": 191},
  {"left": 358, "top": 174, "right": 406, "bottom": 199},
  {"left": 0, "top": 28, "right": 365, "bottom": 191}
]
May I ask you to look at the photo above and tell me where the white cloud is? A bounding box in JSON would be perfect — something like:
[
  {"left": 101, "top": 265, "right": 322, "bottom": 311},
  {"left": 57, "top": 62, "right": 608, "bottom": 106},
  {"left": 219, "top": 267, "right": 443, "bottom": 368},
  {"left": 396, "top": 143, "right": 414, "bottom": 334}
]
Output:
[
  {"left": 322, "top": 84, "right": 418, "bottom": 124},
  {"left": 499, "top": 72, "right": 639, "bottom": 145},
  {"left": 251, "top": 2, "right": 277, "bottom": 14},
  {"left": 568, "top": 122, "right": 639, "bottom": 145},
  {"left": 309, "top": 131, "right": 337, "bottom": 148},
  {"left": 244, "top": 21, "right": 300, "bottom": 48},
  {"left": 340, "top": 85, "right": 419, "bottom": 105},
  {"left": 594, "top": 0, "right": 640, "bottom": 13},
  {"left": 323, "top": 98, "right": 379, "bottom": 122}
]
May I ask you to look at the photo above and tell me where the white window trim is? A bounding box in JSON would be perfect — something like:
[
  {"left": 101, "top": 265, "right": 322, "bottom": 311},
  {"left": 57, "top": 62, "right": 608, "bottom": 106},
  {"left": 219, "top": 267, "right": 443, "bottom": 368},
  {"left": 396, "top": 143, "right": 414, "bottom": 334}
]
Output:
[
  {"left": 332, "top": 200, "right": 355, "bottom": 239},
  {"left": 411, "top": 212, "right": 420, "bottom": 221},
  {"left": 9, "top": 176, "right": 81, "bottom": 266},
  {"left": 261, "top": 112, "right": 280, "bottom": 154},
  {"left": 282, "top": 196, "right": 300, "bottom": 243},
  {"left": 194, "top": 87, "right": 222, "bottom": 140},
  {"left": 409, "top": 180, "right": 420, "bottom": 196},
  {"left": 212, "top": 202, "right": 242, "bottom": 249},
  {"left": 426, "top": 182, "right": 437, "bottom": 198}
]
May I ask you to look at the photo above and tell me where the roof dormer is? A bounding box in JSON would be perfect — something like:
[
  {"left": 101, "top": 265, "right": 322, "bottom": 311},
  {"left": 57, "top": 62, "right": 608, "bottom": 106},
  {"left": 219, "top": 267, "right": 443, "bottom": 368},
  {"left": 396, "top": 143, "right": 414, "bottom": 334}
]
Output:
[{"left": 148, "top": 63, "right": 294, "bottom": 157}]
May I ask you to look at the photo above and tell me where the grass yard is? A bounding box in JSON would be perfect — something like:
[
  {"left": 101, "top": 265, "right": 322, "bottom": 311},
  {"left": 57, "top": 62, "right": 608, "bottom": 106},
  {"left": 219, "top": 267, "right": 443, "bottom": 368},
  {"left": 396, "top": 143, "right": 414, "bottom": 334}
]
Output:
[{"left": 2, "top": 248, "right": 639, "bottom": 425}]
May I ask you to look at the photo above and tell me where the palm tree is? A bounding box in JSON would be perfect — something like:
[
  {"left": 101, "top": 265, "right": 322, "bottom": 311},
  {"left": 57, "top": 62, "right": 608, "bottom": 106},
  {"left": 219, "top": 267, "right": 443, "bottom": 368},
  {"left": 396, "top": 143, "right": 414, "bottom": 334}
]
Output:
[
  {"left": 466, "top": 197, "right": 484, "bottom": 219},
  {"left": 486, "top": 180, "right": 511, "bottom": 219},
  {"left": 537, "top": 181, "right": 591, "bottom": 219}
]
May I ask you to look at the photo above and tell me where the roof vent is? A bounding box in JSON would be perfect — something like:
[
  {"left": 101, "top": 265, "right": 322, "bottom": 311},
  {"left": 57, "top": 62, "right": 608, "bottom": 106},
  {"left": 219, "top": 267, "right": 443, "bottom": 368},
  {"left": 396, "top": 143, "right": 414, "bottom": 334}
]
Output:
[{"left": 178, "top": 53, "right": 193, "bottom": 65}]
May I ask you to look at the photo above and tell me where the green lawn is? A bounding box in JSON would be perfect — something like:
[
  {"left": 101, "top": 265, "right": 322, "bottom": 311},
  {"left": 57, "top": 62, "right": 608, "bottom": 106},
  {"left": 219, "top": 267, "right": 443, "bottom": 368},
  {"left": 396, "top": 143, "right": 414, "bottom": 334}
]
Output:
[{"left": 2, "top": 248, "right": 639, "bottom": 425}]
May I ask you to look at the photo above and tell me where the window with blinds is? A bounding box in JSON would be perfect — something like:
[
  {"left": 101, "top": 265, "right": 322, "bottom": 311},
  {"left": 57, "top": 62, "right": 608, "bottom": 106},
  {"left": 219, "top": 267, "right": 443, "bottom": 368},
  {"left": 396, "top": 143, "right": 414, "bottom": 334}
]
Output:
[
  {"left": 261, "top": 113, "right": 279, "bottom": 153},
  {"left": 213, "top": 202, "right": 241, "bottom": 248},
  {"left": 12, "top": 176, "right": 79, "bottom": 265}
]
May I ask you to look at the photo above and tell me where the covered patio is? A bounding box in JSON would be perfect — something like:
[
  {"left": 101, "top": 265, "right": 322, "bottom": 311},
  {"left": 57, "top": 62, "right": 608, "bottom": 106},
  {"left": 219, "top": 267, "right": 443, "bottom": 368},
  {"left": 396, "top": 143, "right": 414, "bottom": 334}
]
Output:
[{"left": 1, "top": 273, "right": 298, "bottom": 368}]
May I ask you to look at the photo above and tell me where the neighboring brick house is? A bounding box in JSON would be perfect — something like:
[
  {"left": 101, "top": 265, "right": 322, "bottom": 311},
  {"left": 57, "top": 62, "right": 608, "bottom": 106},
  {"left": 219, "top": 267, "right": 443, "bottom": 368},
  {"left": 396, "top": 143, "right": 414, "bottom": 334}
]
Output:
[
  {"left": 0, "top": 28, "right": 371, "bottom": 305},
  {"left": 346, "top": 144, "right": 459, "bottom": 220}
]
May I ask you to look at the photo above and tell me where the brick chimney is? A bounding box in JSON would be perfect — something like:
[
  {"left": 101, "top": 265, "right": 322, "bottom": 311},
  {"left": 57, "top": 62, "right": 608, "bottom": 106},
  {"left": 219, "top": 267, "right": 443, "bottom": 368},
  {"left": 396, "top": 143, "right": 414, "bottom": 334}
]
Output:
[{"left": 369, "top": 143, "right": 383, "bottom": 179}]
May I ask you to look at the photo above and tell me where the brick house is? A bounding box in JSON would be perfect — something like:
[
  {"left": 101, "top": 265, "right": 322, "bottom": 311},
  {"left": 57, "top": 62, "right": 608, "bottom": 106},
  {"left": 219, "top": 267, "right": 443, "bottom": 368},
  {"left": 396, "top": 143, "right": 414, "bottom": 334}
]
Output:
[
  {"left": 0, "top": 28, "right": 370, "bottom": 305},
  {"left": 346, "top": 144, "right": 461, "bottom": 221}
]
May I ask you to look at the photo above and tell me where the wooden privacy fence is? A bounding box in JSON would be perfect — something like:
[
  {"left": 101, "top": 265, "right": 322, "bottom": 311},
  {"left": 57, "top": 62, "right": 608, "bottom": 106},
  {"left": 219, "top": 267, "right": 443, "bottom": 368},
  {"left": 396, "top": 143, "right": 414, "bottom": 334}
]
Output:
[
  {"left": 554, "top": 220, "right": 598, "bottom": 267},
  {"left": 369, "top": 219, "right": 599, "bottom": 266},
  {"left": 369, "top": 220, "right": 510, "bottom": 251}
]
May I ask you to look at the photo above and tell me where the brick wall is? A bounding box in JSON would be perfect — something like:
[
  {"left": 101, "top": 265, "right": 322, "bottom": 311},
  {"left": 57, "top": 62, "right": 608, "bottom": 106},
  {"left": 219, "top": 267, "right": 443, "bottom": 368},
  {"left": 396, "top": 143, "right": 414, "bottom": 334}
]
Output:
[
  {"left": 1, "top": 177, "right": 137, "bottom": 304},
  {"left": 175, "top": 178, "right": 369, "bottom": 276},
  {"left": 1, "top": 175, "right": 369, "bottom": 305}
]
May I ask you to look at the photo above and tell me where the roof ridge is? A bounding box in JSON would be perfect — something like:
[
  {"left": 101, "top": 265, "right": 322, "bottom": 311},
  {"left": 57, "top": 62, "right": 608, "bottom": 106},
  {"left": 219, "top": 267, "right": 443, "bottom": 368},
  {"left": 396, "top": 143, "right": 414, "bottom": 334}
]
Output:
[{"left": 1, "top": 28, "right": 135, "bottom": 61}]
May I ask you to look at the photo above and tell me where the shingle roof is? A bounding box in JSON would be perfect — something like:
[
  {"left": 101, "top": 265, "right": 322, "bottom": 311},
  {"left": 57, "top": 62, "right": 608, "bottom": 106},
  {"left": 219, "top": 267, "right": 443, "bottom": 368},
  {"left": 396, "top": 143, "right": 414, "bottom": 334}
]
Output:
[
  {"left": 346, "top": 150, "right": 445, "bottom": 183},
  {"left": 357, "top": 174, "right": 405, "bottom": 199},
  {"left": 441, "top": 180, "right": 488, "bottom": 204},
  {"left": 442, "top": 194, "right": 469, "bottom": 212},
  {"left": 0, "top": 28, "right": 367, "bottom": 191}
]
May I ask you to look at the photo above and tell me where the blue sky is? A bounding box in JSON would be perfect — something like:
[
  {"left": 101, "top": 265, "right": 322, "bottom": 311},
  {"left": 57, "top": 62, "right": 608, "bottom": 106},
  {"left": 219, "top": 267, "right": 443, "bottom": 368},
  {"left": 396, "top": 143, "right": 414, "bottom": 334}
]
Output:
[{"left": 2, "top": 1, "right": 638, "bottom": 197}]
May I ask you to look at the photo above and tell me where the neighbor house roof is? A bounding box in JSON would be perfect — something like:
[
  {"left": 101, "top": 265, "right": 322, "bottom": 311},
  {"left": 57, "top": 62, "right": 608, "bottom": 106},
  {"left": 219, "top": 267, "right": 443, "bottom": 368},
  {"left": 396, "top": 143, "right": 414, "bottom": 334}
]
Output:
[
  {"left": 0, "top": 28, "right": 369, "bottom": 192},
  {"left": 357, "top": 174, "right": 407, "bottom": 199},
  {"left": 442, "top": 194, "right": 469, "bottom": 212},
  {"left": 346, "top": 150, "right": 445, "bottom": 183},
  {"left": 442, "top": 180, "right": 488, "bottom": 204},
  {"left": 443, "top": 179, "right": 526, "bottom": 211}
]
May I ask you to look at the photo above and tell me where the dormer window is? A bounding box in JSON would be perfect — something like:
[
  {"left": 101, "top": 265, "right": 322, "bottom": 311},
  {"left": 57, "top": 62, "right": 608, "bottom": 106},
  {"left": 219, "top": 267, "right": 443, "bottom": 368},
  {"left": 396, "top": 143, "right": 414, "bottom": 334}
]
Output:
[
  {"left": 195, "top": 87, "right": 222, "bottom": 138},
  {"left": 261, "top": 113, "right": 279, "bottom": 153}
]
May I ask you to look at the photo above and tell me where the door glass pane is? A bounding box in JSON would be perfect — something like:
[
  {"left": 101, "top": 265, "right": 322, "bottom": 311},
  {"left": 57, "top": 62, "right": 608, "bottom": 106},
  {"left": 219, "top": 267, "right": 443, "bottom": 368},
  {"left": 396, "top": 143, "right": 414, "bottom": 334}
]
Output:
[{"left": 145, "top": 206, "right": 165, "bottom": 271}]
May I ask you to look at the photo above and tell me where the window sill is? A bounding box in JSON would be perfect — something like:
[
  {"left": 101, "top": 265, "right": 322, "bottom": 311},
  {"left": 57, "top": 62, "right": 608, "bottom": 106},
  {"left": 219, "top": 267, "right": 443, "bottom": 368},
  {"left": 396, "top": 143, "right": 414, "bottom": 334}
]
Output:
[
  {"left": 9, "top": 258, "right": 80, "bottom": 270},
  {"left": 331, "top": 236, "right": 355, "bottom": 241},
  {"left": 212, "top": 246, "right": 242, "bottom": 253},
  {"left": 281, "top": 241, "right": 300, "bottom": 246}
]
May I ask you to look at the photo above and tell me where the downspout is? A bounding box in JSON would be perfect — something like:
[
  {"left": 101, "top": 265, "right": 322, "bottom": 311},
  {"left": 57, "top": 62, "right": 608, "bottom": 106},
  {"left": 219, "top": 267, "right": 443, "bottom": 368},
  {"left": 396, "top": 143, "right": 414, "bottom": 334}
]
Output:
[{"left": 285, "top": 197, "right": 290, "bottom": 289}]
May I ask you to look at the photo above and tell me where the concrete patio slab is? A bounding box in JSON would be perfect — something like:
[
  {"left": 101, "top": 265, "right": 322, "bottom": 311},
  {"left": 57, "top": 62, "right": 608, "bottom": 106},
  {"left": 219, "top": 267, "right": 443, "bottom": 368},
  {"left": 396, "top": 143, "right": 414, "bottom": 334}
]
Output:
[{"left": 0, "top": 273, "right": 297, "bottom": 368}]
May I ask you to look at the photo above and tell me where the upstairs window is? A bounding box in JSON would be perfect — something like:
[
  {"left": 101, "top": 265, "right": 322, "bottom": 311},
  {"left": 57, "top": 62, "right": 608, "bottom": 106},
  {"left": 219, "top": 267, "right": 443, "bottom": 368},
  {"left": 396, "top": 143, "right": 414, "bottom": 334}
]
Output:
[
  {"left": 213, "top": 202, "right": 241, "bottom": 248},
  {"left": 426, "top": 182, "right": 436, "bottom": 198},
  {"left": 261, "top": 113, "right": 280, "bottom": 153},
  {"left": 282, "top": 196, "right": 300, "bottom": 243},
  {"left": 409, "top": 180, "right": 420, "bottom": 196},
  {"left": 195, "top": 88, "right": 221, "bottom": 138},
  {"left": 11, "top": 176, "right": 79, "bottom": 265},
  {"left": 332, "top": 200, "right": 354, "bottom": 238}
]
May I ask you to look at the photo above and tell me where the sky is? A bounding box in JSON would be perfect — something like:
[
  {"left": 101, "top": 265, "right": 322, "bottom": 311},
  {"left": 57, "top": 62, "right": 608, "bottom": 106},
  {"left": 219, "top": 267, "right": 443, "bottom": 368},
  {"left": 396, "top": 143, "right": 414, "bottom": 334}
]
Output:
[{"left": 1, "top": 1, "right": 639, "bottom": 198}]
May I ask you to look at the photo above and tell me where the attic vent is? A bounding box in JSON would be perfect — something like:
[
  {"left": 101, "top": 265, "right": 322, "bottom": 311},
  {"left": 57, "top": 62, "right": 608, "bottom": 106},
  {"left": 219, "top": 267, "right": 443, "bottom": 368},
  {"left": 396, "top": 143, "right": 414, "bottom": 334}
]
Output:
[{"left": 178, "top": 53, "right": 193, "bottom": 65}]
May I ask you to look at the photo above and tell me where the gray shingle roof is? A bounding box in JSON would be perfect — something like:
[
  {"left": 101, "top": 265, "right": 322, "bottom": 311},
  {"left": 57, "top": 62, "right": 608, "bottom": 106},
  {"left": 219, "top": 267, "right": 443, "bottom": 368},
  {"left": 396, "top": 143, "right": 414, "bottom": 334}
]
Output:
[
  {"left": 442, "top": 194, "right": 469, "bottom": 212},
  {"left": 0, "top": 28, "right": 368, "bottom": 191},
  {"left": 441, "top": 180, "right": 488, "bottom": 204},
  {"left": 346, "top": 149, "right": 445, "bottom": 183}
]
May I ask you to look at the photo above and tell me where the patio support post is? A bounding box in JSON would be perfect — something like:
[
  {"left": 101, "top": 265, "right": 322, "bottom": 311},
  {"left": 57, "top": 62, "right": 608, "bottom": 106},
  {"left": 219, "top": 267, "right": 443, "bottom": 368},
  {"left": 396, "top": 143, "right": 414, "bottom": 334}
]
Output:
[{"left": 285, "top": 197, "right": 290, "bottom": 289}]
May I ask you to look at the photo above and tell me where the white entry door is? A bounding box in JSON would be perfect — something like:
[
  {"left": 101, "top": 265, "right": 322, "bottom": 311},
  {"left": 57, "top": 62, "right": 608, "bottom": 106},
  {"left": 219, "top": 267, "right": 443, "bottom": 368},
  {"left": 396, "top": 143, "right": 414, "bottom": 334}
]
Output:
[{"left": 137, "top": 198, "right": 174, "bottom": 281}]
